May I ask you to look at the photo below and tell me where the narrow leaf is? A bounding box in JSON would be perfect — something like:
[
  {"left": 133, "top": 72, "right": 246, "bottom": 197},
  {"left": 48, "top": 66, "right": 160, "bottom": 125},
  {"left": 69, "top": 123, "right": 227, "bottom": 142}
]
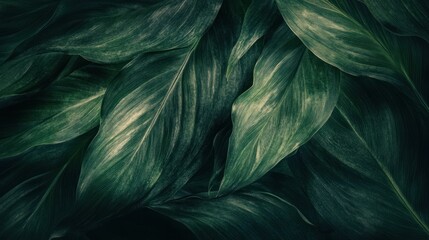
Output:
[{"left": 226, "top": 0, "right": 280, "bottom": 78}]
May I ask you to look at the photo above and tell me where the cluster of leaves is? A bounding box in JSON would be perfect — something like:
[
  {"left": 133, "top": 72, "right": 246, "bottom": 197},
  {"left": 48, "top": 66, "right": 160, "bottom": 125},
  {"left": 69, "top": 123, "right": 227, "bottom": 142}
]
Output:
[{"left": 1, "top": 0, "right": 428, "bottom": 239}]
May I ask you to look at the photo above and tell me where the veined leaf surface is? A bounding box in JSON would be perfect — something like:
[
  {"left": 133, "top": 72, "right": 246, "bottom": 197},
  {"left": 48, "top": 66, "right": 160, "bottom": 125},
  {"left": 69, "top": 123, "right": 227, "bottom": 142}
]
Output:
[
  {"left": 12, "top": 0, "right": 222, "bottom": 63},
  {"left": 361, "top": 0, "right": 429, "bottom": 42},
  {"left": 0, "top": 133, "right": 94, "bottom": 240},
  {"left": 0, "top": 64, "right": 119, "bottom": 159},
  {"left": 76, "top": 2, "right": 259, "bottom": 224},
  {"left": 219, "top": 25, "right": 342, "bottom": 193},
  {"left": 298, "top": 78, "right": 429, "bottom": 239},
  {"left": 276, "top": 0, "right": 429, "bottom": 112}
]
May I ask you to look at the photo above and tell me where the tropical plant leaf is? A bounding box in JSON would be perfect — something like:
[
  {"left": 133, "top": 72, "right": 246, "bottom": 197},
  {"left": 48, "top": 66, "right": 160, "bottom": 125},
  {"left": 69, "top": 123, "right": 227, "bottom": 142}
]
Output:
[
  {"left": 0, "top": 53, "right": 81, "bottom": 107},
  {"left": 296, "top": 78, "right": 429, "bottom": 239},
  {"left": 12, "top": 0, "right": 222, "bottom": 63},
  {"left": 0, "top": 132, "right": 95, "bottom": 240},
  {"left": 226, "top": 0, "right": 280, "bottom": 78},
  {"left": 0, "top": 0, "right": 60, "bottom": 63},
  {"left": 75, "top": 2, "right": 260, "bottom": 225},
  {"left": 276, "top": 0, "right": 429, "bottom": 113},
  {"left": 154, "top": 173, "right": 326, "bottom": 240},
  {"left": 361, "top": 0, "right": 429, "bottom": 42},
  {"left": 0, "top": 64, "right": 119, "bottom": 159},
  {"left": 219, "top": 24, "right": 342, "bottom": 193}
]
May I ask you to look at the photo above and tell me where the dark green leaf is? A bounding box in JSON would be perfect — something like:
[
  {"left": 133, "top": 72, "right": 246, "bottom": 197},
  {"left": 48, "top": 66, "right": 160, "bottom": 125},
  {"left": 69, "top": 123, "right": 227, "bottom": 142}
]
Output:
[
  {"left": 76, "top": 3, "right": 259, "bottom": 225},
  {"left": 297, "top": 78, "right": 429, "bottom": 239},
  {"left": 361, "top": 0, "right": 429, "bottom": 42},
  {"left": 226, "top": 0, "right": 280, "bottom": 78},
  {"left": 0, "top": 132, "right": 94, "bottom": 240},
  {"left": 0, "top": 64, "right": 119, "bottom": 159},
  {"left": 219, "top": 24, "right": 342, "bottom": 193},
  {"left": 154, "top": 173, "right": 325, "bottom": 240},
  {"left": 13, "top": 0, "right": 222, "bottom": 63},
  {"left": 0, "top": 0, "right": 60, "bottom": 62},
  {"left": 276, "top": 0, "right": 429, "bottom": 112}
]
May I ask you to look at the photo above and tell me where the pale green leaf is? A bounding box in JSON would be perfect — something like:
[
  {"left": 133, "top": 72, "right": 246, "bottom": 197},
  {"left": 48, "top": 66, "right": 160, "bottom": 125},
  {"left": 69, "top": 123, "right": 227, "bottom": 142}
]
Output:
[
  {"left": 219, "top": 24, "right": 342, "bottom": 193},
  {"left": 276, "top": 0, "right": 429, "bottom": 112}
]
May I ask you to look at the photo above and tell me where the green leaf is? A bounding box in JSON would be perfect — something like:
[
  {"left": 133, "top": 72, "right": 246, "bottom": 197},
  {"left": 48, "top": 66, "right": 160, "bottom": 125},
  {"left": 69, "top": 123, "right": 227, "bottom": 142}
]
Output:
[
  {"left": 0, "top": 53, "right": 73, "bottom": 106},
  {"left": 0, "top": 0, "right": 60, "bottom": 62},
  {"left": 361, "top": 0, "right": 429, "bottom": 42},
  {"left": 219, "top": 24, "right": 342, "bottom": 193},
  {"left": 226, "top": 0, "right": 280, "bottom": 78},
  {"left": 0, "top": 64, "right": 119, "bottom": 159},
  {"left": 276, "top": 0, "right": 429, "bottom": 112},
  {"left": 76, "top": 2, "right": 259, "bottom": 224},
  {"left": 13, "top": 0, "right": 222, "bottom": 63},
  {"left": 297, "top": 78, "right": 429, "bottom": 239},
  {"left": 154, "top": 173, "right": 325, "bottom": 240},
  {"left": 0, "top": 132, "right": 94, "bottom": 240}
]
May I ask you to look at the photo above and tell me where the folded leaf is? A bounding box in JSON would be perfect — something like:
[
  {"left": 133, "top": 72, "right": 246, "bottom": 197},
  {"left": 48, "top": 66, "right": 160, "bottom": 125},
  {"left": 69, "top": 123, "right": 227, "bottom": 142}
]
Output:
[
  {"left": 0, "top": 64, "right": 119, "bottom": 159},
  {"left": 226, "top": 0, "right": 280, "bottom": 77},
  {"left": 219, "top": 24, "right": 342, "bottom": 193},
  {"left": 297, "top": 78, "right": 429, "bottom": 239},
  {"left": 154, "top": 174, "right": 325, "bottom": 240},
  {"left": 361, "top": 0, "right": 429, "bottom": 42},
  {"left": 0, "top": 132, "right": 94, "bottom": 240},
  {"left": 76, "top": 2, "right": 259, "bottom": 225},
  {"left": 12, "top": 0, "right": 222, "bottom": 63},
  {"left": 276, "top": 0, "right": 429, "bottom": 112}
]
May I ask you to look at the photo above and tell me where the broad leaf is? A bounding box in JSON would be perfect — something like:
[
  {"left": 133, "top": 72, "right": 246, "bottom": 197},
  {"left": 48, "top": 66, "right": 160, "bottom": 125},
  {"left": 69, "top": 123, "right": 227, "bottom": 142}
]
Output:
[
  {"left": 0, "top": 64, "right": 119, "bottom": 159},
  {"left": 297, "top": 78, "right": 429, "bottom": 239},
  {"left": 76, "top": 2, "right": 259, "bottom": 225},
  {"left": 12, "top": 0, "right": 222, "bottom": 63},
  {"left": 0, "top": 132, "right": 94, "bottom": 240},
  {"left": 361, "top": 0, "right": 429, "bottom": 42},
  {"left": 154, "top": 173, "right": 326, "bottom": 240},
  {"left": 276, "top": 0, "right": 429, "bottom": 113},
  {"left": 226, "top": 0, "right": 280, "bottom": 77},
  {"left": 219, "top": 25, "right": 342, "bottom": 193}
]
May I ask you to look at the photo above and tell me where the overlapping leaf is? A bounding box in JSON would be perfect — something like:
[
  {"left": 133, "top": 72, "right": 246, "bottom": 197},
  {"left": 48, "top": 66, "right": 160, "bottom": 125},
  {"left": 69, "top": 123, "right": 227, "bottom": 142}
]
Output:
[
  {"left": 0, "top": 132, "right": 94, "bottom": 240},
  {"left": 296, "top": 78, "right": 429, "bottom": 239},
  {"left": 76, "top": 2, "right": 260, "bottom": 225},
  {"left": 219, "top": 24, "right": 342, "bottom": 193},
  {"left": 154, "top": 173, "right": 325, "bottom": 240},
  {"left": 0, "top": 0, "right": 60, "bottom": 62},
  {"left": 276, "top": 0, "right": 429, "bottom": 112},
  {"left": 361, "top": 0, "right": 429, "bottom": 42},
  {"left": 12, "top": 0, "right": 222, "bottom": 63},
  {"left": 226, "top": 0, "right": 280, "bottom": 77},
  {"left": 0, "top": 64, "right": 119, "bottom": 159}
]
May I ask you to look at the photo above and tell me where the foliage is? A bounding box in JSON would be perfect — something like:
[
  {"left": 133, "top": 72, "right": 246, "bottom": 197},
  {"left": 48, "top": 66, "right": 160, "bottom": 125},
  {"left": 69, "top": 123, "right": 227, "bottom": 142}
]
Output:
[{"left": 0, "top": 0, "right": 428, "bottom": 239}]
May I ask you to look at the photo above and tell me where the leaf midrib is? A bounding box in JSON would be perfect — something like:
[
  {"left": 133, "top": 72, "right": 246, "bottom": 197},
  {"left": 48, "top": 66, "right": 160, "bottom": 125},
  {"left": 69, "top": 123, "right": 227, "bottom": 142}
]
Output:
[
  {"left": 336, "top": 107, "right": 429, "bottom": 235},
  {"left": 128, "top": 43, "right": 198, "bottom": 165}
]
